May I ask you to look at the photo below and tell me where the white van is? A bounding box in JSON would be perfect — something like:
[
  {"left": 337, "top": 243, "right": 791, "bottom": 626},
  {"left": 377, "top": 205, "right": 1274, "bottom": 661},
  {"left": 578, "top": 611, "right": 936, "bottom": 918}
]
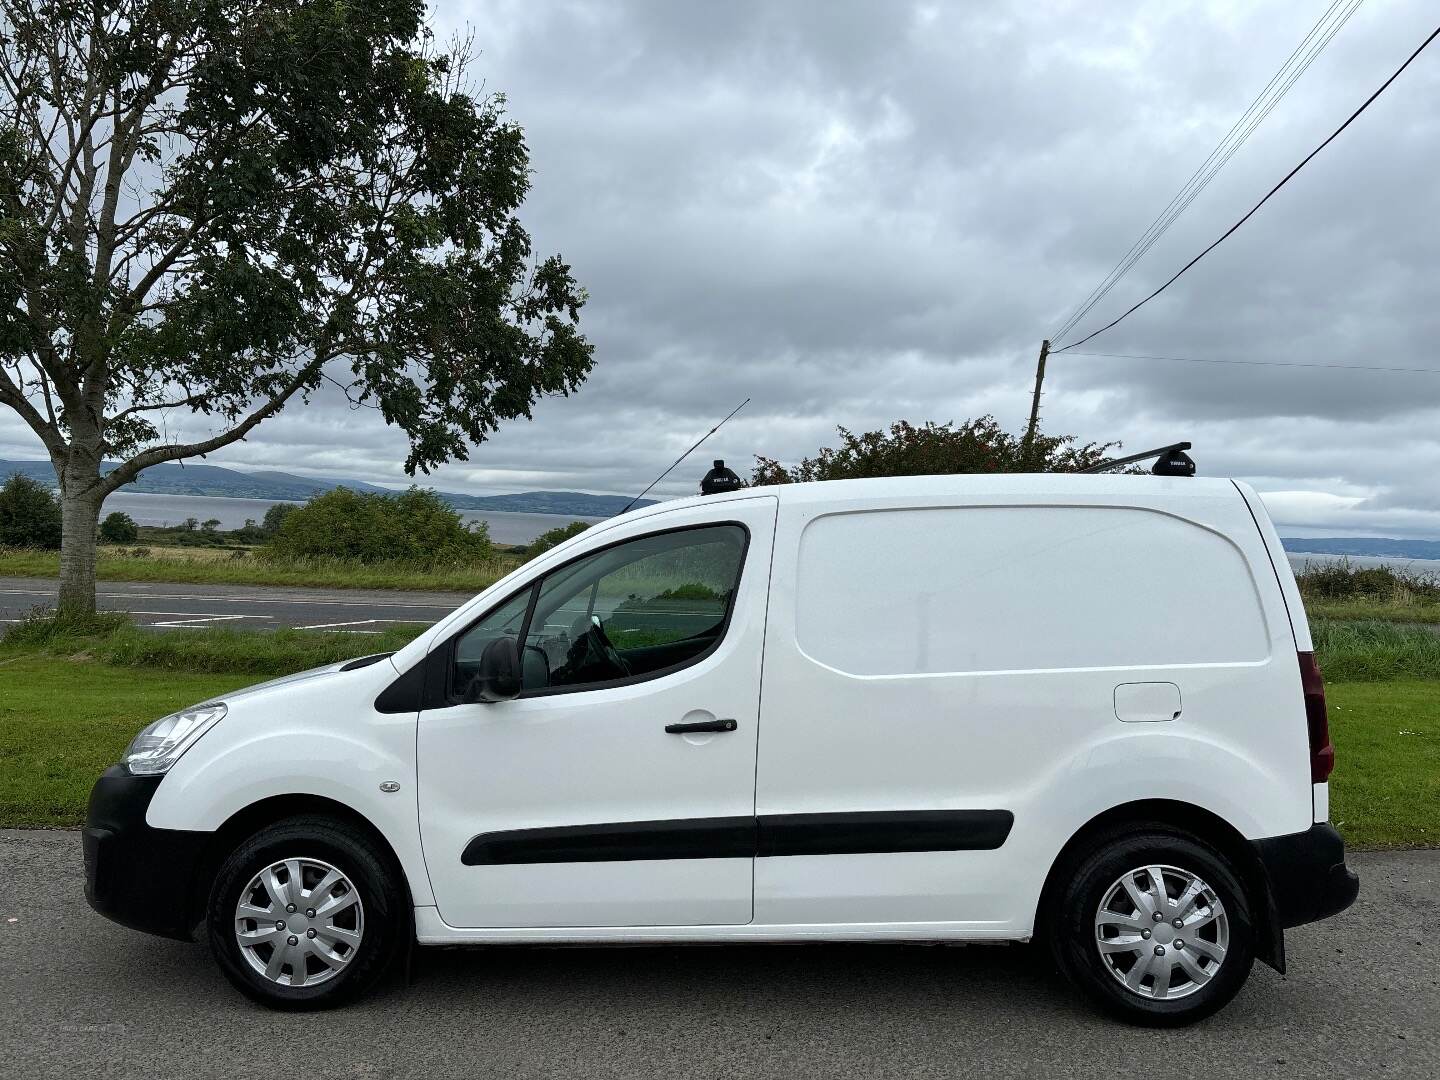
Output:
[{"left": 84, "top": 473, "right": 1357, "bottom": 1024}]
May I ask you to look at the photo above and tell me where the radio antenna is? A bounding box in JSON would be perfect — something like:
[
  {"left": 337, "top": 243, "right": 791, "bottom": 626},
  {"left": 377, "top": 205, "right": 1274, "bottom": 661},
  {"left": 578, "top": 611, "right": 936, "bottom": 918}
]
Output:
[{"left": 617, "top": 398, "right": 750, "bottom": 514}]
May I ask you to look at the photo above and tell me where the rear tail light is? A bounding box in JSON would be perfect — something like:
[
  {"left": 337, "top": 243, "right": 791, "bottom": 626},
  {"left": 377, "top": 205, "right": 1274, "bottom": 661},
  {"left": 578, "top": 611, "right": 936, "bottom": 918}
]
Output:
[{"left": 1298, "top": 651, "right": 1333, "bottom": 783}]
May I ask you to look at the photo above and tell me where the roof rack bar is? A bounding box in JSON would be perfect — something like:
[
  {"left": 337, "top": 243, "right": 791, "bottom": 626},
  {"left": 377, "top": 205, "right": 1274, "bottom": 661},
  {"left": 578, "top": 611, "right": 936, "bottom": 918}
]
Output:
[{"left": 1080, "top": 441, "right": 1192, "bottom": 474}]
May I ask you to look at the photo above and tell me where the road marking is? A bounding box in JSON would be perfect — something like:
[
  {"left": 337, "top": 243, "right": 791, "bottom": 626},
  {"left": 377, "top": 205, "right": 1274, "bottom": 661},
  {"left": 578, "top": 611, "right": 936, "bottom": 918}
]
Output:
[
  {"left": 294, "top": 619, "right": 412, "bottom": 630},
  {"left": 149, "top": 615, "right": 259, "bottom": 628},
  {"left": 127, "top": 611, "right": 270, "bottom": 620}
]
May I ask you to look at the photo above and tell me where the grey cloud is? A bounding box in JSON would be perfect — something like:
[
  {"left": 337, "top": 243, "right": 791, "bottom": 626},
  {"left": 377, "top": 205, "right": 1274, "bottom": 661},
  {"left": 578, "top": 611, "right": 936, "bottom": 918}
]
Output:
[{"left": 4, "top": 0, "right": 1438, "bottom": 531}]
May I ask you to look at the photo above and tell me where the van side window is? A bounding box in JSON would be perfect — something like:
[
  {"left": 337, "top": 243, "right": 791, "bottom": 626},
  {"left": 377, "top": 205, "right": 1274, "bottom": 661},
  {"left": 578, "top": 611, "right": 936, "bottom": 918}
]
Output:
[{"left": 517, "top": 524, "right": 747, "bottom": 694}]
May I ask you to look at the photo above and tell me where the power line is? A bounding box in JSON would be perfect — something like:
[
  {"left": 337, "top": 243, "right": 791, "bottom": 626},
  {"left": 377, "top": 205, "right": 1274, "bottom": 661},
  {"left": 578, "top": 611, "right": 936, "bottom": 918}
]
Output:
[
  {"left": 1065, "top": 350, "right": 1440, "bottom": 375},
  {"left": 1050, "top": 0, "right": 1364, "bottom": 345},
  {"left": 1054, "top": 20, "right": 1440, "bottom": 356}
]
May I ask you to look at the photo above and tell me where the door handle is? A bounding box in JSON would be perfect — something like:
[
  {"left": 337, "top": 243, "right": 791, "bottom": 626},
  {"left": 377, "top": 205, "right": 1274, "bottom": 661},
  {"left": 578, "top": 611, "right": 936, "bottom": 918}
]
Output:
[{"left": 665, "top": 718, "right": 738, "bottom": 734}]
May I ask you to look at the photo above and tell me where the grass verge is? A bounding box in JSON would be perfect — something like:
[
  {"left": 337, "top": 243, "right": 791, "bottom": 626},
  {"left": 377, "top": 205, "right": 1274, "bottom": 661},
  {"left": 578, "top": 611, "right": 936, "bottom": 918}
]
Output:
[
  {"left": 1306, "top": 598, "right": 1440, "bottom": 625},
  {"left": 1309, "top": 619, "right": 1440, "bottom": 682},
  {"left": 0, "top": 657, "right": 255, "bottom": 828},
  {"left": 2, "top": 611, "right": 426, "bottom": 676},
  {"left": 0, "top": 545, "right": 514, "bottom": 592},
  {"left": 1328, "top": 680, "right": 1440, "bottom": 848}
]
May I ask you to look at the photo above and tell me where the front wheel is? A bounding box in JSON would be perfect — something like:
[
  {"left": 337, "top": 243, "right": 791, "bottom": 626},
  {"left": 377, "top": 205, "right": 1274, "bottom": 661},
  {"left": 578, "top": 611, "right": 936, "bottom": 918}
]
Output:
[
  {"left": 207, "top": 816, "right": 407, "bottom": 1009},
  {"left": 1048, "top": 827, "right": 1256, "bottom": 1026}
]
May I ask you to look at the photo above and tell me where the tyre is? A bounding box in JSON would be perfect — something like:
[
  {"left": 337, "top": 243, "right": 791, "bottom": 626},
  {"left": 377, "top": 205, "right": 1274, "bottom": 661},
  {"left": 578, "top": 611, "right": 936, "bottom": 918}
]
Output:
[
  {"left": 207, "top": 816, "right": 408, "bottom": 1010},
  {"left": 1047, "top": 826, "right": 1256, "bottom": 1026}
]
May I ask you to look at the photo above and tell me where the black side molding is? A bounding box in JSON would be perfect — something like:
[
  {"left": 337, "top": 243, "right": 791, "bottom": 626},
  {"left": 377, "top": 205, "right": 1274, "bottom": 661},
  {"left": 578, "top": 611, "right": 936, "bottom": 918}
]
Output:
[
  {"left": 461, "top": 810, "right": 1014, "bottom": 866},
  {"left": 463, "top": 817, "right": 756, "bottom": 865},
  {"left": 759, "top": 809, "right": 1014, "bottom": 857}
]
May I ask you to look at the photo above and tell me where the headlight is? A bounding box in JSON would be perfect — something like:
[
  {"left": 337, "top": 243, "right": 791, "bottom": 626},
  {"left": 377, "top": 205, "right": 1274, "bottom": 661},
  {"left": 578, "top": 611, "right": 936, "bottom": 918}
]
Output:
[{"left": 122, "top": 703, "right": 227, "bottom": 776}]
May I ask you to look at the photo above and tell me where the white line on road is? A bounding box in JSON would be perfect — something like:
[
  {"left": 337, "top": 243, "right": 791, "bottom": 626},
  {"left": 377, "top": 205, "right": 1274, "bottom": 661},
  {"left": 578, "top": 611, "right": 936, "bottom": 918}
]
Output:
[
  {"left": 149, "top": 616, "right": 255, "bottom": 627},
  {"left": 294, "top": 619, "right": 397, "bottom": 630}
]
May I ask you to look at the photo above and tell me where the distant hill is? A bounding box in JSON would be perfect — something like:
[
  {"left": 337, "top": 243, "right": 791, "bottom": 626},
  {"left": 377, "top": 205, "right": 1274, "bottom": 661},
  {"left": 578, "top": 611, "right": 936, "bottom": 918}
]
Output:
[
  {"left": 0, "top": 459, "right": 651, "bottom": 518},
  {"left": 1281, "top": 537, "right": 1440, "bottom": 562}
]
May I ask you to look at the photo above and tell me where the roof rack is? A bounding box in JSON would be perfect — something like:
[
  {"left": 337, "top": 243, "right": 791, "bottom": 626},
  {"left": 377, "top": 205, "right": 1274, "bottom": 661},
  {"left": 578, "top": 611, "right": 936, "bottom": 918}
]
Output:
[{"left": 1080, "top": 441, "right": 1195, "bottom": 476}]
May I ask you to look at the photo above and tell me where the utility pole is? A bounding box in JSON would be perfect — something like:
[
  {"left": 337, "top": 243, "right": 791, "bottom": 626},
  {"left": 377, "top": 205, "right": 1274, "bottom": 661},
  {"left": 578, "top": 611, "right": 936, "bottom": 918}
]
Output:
[{"left": 1024, "top": 338, "right": 1050, "bottom": 450}]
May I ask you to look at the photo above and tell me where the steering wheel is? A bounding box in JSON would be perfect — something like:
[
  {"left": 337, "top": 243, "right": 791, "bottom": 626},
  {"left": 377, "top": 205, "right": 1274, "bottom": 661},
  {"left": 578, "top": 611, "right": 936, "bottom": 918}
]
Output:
[{"left": 558, "top": 614, "right": 630, "bottom": 684}]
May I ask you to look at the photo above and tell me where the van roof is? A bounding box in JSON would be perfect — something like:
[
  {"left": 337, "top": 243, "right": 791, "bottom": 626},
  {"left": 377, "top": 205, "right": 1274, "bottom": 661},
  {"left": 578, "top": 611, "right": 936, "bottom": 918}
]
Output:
[{"left": 620, "top": 473, "right": 1243, "bottom": 521}]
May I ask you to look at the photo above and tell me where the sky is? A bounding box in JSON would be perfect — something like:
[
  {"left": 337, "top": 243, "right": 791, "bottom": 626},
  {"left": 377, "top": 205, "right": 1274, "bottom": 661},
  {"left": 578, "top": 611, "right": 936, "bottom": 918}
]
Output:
[{"left": 4, "top": 0, "right": 1440, "bottom": 537}]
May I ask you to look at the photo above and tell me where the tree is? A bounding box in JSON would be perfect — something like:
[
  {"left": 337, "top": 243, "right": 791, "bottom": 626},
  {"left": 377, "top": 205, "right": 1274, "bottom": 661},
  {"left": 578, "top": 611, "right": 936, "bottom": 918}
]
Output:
[
  {"left": 98, "top": 509, "right": 138, "bottom": 543},
  {"left": 0, "top": 471, "right": 60, "bottom": 547},
  {"left": 0, "top": 2, "right": 593, "bottom": 613},
  {"left": 260, "top": 502, "right": 296, "bottom": 537},
  {"left": 525, "top": 519, "right": 589, "bottom": 560},
  {"left": 752, "top": 418, "right": 1118, "bottom": 484},
  {"left": 263, "top": 486, "right": 490, "bottom": 565},
  {"left": 200, "top": 517, "right": 220, "bottom": 533}
]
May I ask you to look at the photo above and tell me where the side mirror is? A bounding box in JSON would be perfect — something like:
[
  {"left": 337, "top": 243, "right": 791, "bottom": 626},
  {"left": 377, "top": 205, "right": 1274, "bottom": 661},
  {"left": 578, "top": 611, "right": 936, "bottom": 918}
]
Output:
[{"left": 471, "top": 636, "right": 522, "bottom": 703}]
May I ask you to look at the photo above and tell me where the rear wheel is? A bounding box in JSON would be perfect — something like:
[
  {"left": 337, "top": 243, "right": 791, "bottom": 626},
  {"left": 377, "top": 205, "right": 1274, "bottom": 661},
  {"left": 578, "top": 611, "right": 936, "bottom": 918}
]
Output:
[
  {"left": 207, "top": 816, "right": 407, "bottom": 1010},
  {"left": 1048, "top": 827, "right": 1255, "bottom": 1026}
]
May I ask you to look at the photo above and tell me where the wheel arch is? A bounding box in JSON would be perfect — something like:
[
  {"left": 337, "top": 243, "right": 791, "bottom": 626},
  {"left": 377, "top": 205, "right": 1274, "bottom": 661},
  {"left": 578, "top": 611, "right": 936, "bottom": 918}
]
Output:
[
  {"left": 188, "top": 794, "right": 415, "bottom": 939},
  {"left": 1034, "top": 798, "right": 1284, "bottom": 973}
]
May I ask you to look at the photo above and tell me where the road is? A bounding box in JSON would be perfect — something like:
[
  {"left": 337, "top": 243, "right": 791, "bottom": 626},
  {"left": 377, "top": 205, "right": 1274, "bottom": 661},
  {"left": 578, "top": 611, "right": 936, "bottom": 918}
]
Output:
[
  {"left": 0, "top": 576, "right": 471, "bottom": 634},
  {"left": 0, "top": 834, "right": 1435, "bottom": 1079}
]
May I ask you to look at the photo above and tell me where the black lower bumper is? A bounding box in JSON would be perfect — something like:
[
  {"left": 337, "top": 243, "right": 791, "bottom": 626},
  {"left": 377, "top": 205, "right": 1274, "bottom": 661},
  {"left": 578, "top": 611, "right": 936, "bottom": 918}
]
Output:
[
  {"left": 83, "top": 765, "right": 211, "bottom": 941},
  {"left": 1253, "top": 822, "right": 1360, "bottom": 930}
]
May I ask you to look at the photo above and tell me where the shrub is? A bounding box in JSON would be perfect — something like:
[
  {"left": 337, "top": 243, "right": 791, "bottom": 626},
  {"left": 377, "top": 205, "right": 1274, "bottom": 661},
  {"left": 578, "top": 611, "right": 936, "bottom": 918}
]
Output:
[
  {"left": 98, "top": 511, "right": 140, "bottom": 544},
  {"left": 261, "top": 502, "right": 297, "bottom": 536},
  {"left": 1297, "top": 560, "right": 1440, "bottom": 604},
  {"left": 261, "top": 486, "right": 491, "bottom": 566},
  {"left": 752, "top": 417, "right": 1119, "bottom": 484},
  {"left": 0, "top": 474, "right": 62, "bottom": 549},
  {"left": 525, "top": 520, "right": 590, "bottom": 560}
]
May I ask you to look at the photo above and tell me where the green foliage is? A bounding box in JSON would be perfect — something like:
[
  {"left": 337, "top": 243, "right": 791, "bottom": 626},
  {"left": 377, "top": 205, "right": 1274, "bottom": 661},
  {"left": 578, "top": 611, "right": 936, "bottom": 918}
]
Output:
[
  {"left": 262, "top": 503, "right": 298, "bottom": 536},
  {"left": 525, "top": 520, "right": 591, "bottom": 560},
  {"left": 1, "top": 1, "right": 596, "bottom": 613},
  {"left": 1310, "top": 619, "right": 1440, "bottom": 683},
  {"left": 262, "top": 486, "right": 491, "bottom": 566},
  {"left": 1298, "top": 560, "right": 1440, "bottom": 603},
  {"left": 0, "top": 474, "right": 62, "bottom": 549},
  {"left": 752, "top": 418, "right": 1118, "bottom": 484},
  {"left": 98, "top": 511, "right": 140, "bottom": 544}
]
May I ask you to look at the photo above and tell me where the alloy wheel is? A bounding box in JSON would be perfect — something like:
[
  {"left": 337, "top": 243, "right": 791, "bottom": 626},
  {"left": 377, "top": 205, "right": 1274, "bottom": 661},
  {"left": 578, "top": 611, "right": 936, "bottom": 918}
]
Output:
[
  {"left": 233, "top": 857, "right": 365, "bottom": 988},
  {"left": 1094, "top": 863, "right": 1229, "bottom": 1001}
]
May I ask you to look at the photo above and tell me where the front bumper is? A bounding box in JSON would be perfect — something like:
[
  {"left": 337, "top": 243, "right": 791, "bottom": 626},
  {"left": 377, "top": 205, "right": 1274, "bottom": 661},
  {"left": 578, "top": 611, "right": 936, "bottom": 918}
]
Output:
[
  {"left": 1253, "top": 822, "right": 1360, "bottom": 929},
  {"left": 83, "top": 765, "right": 210, "bottom": 941}
]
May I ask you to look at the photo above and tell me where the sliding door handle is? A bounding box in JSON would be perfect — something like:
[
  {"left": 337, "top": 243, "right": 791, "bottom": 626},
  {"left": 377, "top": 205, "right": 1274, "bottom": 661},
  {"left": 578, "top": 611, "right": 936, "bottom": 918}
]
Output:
[{"left": 665, "top": 718, "right": 738, "bottom": 734}]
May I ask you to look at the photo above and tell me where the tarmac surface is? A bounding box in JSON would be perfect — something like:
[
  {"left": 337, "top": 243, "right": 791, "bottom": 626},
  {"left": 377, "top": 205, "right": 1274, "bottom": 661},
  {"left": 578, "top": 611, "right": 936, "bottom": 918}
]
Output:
[
  {"left": 1, "top": 834, "right": 1435, "bottom": 1079},
  {"left": 0, "top": 576, "right": 470, "bottom": 634}
]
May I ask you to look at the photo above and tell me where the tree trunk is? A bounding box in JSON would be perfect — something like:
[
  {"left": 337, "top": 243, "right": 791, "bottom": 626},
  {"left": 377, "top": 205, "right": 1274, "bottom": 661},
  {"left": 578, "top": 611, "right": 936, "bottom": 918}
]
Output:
[{"left": 56, "top": 464, "right": 104, "bottom": 618}]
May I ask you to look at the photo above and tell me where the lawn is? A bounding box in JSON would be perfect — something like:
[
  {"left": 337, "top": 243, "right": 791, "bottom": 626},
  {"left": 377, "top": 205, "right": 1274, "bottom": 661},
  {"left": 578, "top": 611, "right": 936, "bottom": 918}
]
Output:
[
  {"left": 0, "top": 656, "right": 255, "bottom": 828},
  {"left": 1, "top": 649, "right": 1434, "bottom": 846},
  {"left": 1327, "top": 680, "right": 1440, "bottom": 849}
]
